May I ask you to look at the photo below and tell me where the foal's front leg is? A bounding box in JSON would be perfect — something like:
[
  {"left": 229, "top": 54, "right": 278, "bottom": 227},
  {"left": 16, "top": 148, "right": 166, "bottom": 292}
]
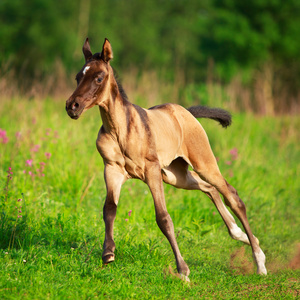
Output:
[
  {"left": 102, "top": 164, "right": 127, "bottom": 264},
  {"left": 145, "top": 162, "right": 190, "bottom": 280}
]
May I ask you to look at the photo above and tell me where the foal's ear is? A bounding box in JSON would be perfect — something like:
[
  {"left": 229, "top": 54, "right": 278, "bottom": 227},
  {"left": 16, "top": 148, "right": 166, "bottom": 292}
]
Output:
[
  {"left": 82, "top": 38, "right": 93, "bottom": 62},
  {"left": 101, "top": 38, "right": 113, "bottom": 63}
]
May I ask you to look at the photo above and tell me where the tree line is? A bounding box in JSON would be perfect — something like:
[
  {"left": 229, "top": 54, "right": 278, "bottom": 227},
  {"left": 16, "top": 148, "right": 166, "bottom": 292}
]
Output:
[{"left": 1, "top": 0, "right": 300, "bottom": 109}]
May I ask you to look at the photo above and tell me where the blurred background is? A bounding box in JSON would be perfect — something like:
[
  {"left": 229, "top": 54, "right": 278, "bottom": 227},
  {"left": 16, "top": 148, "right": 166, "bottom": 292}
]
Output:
[{"left": 1, "top": 0, "right": 300, "bottom": 114}]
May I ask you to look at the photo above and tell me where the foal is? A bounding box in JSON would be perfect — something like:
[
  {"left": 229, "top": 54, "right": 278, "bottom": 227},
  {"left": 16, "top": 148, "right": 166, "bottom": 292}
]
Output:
[{"left": 66, "top": 38, "right": 267, "bottom": 280}]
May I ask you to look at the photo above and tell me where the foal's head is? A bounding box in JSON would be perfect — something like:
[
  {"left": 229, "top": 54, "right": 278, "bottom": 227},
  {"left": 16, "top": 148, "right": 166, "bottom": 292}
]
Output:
[{"left": 66, "top": 38, "right": 114, "bottom": 119}]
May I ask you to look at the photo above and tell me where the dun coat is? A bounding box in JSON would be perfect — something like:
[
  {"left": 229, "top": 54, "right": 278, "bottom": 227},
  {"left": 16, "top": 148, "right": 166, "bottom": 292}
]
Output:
[{"left": 66, "top": 38, "right": 267, "bottom": 280}]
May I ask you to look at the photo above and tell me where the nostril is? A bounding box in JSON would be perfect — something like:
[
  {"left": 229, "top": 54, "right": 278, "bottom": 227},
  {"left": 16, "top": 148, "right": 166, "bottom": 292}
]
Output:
[{"left": 72, "top": 102, "right": 79, "bottom": 111}]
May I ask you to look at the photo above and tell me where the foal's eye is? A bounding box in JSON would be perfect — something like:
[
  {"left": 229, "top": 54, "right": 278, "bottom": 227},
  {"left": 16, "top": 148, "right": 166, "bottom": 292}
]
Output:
[{"left": 96, "top": 77, "right": 103, "bottom": 83}]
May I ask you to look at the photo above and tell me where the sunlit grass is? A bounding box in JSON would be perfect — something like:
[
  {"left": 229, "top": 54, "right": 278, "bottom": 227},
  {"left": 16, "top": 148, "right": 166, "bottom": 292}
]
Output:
[{"left": 0, "top": 98, "right": 299, "bottom": 299}]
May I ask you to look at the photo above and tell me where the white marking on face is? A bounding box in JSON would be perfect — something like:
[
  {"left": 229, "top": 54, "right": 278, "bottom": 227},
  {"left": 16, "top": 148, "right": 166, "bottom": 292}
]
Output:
[{"left": 83, "top": 66, "right": 90, "bottom": 75}]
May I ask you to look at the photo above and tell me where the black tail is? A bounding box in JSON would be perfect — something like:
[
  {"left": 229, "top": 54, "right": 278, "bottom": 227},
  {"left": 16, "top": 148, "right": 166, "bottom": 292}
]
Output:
[{"left": 187, "top": 105, "right": 232, "bottom": 128}]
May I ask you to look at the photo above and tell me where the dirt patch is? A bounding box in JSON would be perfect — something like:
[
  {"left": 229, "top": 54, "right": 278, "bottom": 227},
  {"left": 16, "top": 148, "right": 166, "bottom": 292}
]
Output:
[
  {"left": 288, "top": 243, "right": 300, "bottom": 270},
  {"left": 230, "top": 246, "right": 254, "bottom": 275},
  {"left": 230, "top": 243, "right": 300, "bottom": 275}
]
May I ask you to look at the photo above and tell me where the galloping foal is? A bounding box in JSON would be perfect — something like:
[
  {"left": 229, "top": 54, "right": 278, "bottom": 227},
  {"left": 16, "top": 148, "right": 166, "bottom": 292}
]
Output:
[{"left": 66, "top": 38, "right": 267, "bottom": 280}]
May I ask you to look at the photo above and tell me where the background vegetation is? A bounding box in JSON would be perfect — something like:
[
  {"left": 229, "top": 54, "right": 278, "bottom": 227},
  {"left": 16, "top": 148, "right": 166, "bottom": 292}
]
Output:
[{"left": 1, "top": 0, "right": 300, "bottom": 113}]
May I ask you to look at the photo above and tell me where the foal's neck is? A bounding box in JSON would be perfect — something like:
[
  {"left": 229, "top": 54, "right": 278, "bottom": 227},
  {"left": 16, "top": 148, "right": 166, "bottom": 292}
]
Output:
[{"left": 98, "top": 80, "right": 132, "bottom": 135}]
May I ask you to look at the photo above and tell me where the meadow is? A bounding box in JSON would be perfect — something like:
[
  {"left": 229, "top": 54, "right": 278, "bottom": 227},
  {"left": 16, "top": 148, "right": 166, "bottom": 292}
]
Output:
[{"left": 0, "top": 97, "right": 299, "bottom": 299}]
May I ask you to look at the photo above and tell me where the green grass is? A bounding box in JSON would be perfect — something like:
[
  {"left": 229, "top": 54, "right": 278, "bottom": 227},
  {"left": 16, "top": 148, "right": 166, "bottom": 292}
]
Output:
[{"left": 0, "top": 98, "right": 299, "bottom": 299}]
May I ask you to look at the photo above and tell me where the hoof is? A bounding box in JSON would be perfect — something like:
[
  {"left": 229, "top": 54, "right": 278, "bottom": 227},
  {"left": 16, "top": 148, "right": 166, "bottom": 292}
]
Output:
[
  {"left": 257, "top": 266, "right": 267, "bottom": 275},
  {"left": 102, "top": 253, "right": 115, "bottom": 264},
  {"left": 179, "top": 274, "right": 190, "bottom": 282}
]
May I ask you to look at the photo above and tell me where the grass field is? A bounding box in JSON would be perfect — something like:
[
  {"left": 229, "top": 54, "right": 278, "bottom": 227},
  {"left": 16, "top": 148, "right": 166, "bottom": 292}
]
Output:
[{"left": 0, "top": 98, "right": 299, "bottom": 299}]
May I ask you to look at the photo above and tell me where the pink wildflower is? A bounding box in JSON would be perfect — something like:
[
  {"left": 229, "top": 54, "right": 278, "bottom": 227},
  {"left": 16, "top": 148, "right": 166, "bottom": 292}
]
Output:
[
  {"left": 125, "top": 219, "right": 128, "bottom": 222},
  {"left": 7, "top": 167, "right": 13, "bottom": 179},
  {"left": 225, "top": 161, "right": 232, "bottom": 165},
  {"left": 0, "top": 129, "right": 6, "bottom": 138},
  {"left": 15, "top": 131, "right": 22, "bottom": 139},
  {"left": 45, "top": 128, "right": 52, "bottom": 136},
  {"left": 0, "top": 129, "right": 8, "bottom": 144},
  {"left": 18, "top": 199, "right": 22, "bottom": 202},
  {"left": 229, "top": 148, "right": 238, "bottom": 160},
  {"left": 26, "top": 159, "right": 33, "bottom": 167},
  {"left": 31, "top": 144, "right": 41, "bottom": 152},
  {"left": 128, "top": 210, "right": 132, "bottom": 217},
  {"left": 45, "top": 152, "right": 51, "bottom": 159}
]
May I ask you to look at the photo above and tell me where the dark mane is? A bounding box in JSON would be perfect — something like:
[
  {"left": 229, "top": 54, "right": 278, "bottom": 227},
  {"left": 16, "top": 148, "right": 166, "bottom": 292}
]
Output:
[{"left": 112, "top": 68, "right": 128, "bottom": 101}]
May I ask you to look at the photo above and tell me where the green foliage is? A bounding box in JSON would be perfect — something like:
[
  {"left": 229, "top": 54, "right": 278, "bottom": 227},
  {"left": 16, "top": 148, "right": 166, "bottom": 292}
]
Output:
[
  {"left": 1, "top": 0, "right": 300, "bottom": 84},
  {"left": 0, "top": 98, "right": 299, "bottom": 298}
]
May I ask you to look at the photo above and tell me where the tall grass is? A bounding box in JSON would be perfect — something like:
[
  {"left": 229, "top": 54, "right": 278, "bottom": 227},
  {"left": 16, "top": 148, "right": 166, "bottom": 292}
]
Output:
[
  {"left": 0, "top": 98, "right": 299, "bottom": 299},
  {"left": 1, "top": 62, "right": 300, "bottom": 114}
]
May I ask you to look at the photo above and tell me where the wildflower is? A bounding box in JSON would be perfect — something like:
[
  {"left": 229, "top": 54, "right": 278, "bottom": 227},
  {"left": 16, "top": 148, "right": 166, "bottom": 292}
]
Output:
[
  {"left": 0, "top": 129, "right": 8, "bottom": 144},
  {"left": 125, "top": 219, "right": 128, "bottom": 222},
  {"left": 7, "top": 167, "right": 13, "bottom": 180},
  {"left": 0, "top": 129, "right": 6, "bottom": 137},
  {"left": 26, "top": 159, "right": 33, "bottom": 167},
  {"left": 225, "top": 161, "right": 232, "bottom": 165},
  {"left": 128, "top": 210, "right": 132, "bottom": 217},
  {"left": 17, "top": 215, "right": 22, "bottom": 218},
  {"left": 18, "top": 198, "right": 22, "bottom": 202},
  {"left": 45, "top": 152, "right": 51, "bottom": 159},
  {"left": 46, "top": 128, "right": 52, "bottom": 136},
  {"left": 31, "top": 144, "right": 41, "bottom": 152},
  {"left": 229, "top": 148, "right": 238, "bottom": 160},
  {"left": 15, "top": 131, "right": 22, "bottom": 139}
]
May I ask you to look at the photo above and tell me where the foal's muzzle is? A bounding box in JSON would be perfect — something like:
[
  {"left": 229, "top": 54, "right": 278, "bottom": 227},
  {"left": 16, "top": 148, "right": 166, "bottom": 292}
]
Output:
[{"left": 66, "top": 98, "right": 83, "bottom": 119}]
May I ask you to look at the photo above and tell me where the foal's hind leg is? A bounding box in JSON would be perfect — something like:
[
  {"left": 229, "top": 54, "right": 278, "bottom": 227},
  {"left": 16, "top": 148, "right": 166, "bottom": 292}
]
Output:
[
  {"left": 188, "top": 153, "right": 267, "bottom": 275},
  {"left": 162, "top": 158, "right": 252, "bottom": 245}
]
